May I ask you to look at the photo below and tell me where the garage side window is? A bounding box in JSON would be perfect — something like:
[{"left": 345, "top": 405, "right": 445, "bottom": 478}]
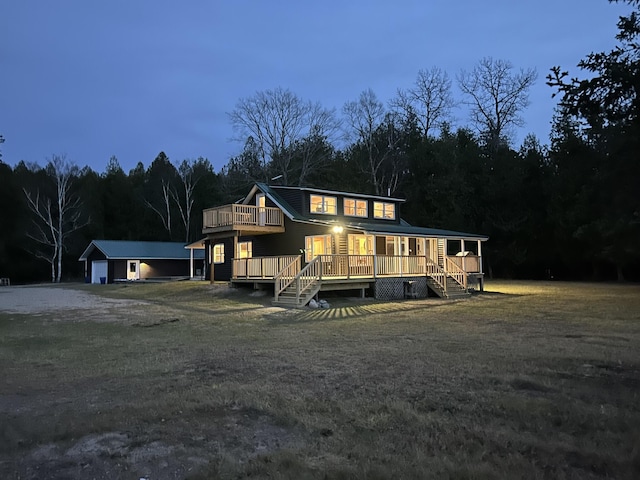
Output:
[{"left": 213, "top": 243, "right": 225, "bottom": 264}]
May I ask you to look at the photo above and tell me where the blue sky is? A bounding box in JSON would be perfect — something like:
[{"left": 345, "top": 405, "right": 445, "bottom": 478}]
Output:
[{"left": 0, "top": 1, "right": 630, "bottom": 174}]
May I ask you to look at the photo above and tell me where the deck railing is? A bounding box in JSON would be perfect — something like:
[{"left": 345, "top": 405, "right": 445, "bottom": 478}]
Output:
[
  {"left": 233, "top": 253, "right": 478, "bottom": 291},
  {"left": 203, "top": 204, "right": 283, "bottom": 230},
  {"left": 445, "top": 257, "right": 467, "bottom": 289},
  {"left": 233, "top": 255, "right": 300, "bottom": 279},
  {"left": 274, "top": 256, "right": 302, "bottom": 301},
  {"left": 296, "top": 256, "right": 322, "bottom": 299},
  {"left": 446, "top": 255, "right": 480, "bottom": 273}
]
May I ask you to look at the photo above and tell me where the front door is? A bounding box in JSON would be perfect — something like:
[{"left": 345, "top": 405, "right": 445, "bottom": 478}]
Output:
[
  {"left": 256, "top": 193, "right": 266, "bottom": 226},
  {"left": 127, "top": 260, "right": 140, "bottom": 280}
]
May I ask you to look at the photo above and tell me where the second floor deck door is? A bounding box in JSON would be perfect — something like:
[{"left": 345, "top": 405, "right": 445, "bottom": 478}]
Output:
[{"left": 256, "top": 194, "right": 266, "bottom": 226}]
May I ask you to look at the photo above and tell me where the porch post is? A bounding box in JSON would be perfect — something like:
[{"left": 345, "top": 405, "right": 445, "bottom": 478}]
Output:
[
  {"left": 373, "top": 255, "right": 377, "bottom": 278},
  {"left": 189, "top": 248, "right": 194, "bottom": 279},
  {"left": 478, "top": 240, "right": 483, "bottom": 273},
  {"left": 461, "top": 239, "right": 466, "bottom": 271},
  {"left": 233, "top": 233, "right": 238, "bottom": 279}
]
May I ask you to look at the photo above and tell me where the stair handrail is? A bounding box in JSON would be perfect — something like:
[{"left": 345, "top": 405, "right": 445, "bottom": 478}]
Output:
[
  {"left": 274, "top": 255, "right": 302, "bottom": 302},
  {"left": 444, "top": 257, "right": 468, "bottom": 289},
  {"left": 425, "top": 257, "right": 448, "bottom": 293},
  {"left": 294, "top": 256, "right": 322, "bottom": 303}
]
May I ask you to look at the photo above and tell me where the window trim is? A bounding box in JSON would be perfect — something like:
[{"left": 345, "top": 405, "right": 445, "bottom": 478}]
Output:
[
  {"left": 213, "top": 243, "right": 225, "bottom": 264},
  {"left": 373, "top": 201, "right": 396, "bottom": 220},
  {"left": 344, "top": 198, "right": 368, "bottom": 218},
  {"left": 304, "top": 234, "right": 332, "bottom": 262},
  {"left": 237, "top": 241, "right": 252, "bottom": 259},
  {"left": 310, "top": 194, "right": 337, "bottom": 215}
]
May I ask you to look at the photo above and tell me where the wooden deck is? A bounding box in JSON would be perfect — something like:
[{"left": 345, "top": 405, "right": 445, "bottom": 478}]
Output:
[
  {"left": 232, "top": 254, "right": 482, "bottom": 281},
  {"left": 202, "top": 204, "right": 285, "bottom": 235},
  {"left": 231, "top": 254, "right": 483, "bottom": 306}
]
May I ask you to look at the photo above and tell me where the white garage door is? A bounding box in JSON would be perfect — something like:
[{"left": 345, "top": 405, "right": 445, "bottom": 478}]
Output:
[{"left": 91, "top": 260, "right": 108, "bottom": 284}]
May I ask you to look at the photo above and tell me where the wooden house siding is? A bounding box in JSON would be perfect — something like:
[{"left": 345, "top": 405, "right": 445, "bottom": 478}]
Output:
[
  {"left": 142, "top": 260, "right": 192, "bottom": 278},
  {"left": 271, "top": 187, "right": 304, "bottom": 213},
  {"left": 236, "top": 218, "right": 331, "bottom": 262},
  {"left": 211, "top": 237, "right": 234, "bottom": 281}
]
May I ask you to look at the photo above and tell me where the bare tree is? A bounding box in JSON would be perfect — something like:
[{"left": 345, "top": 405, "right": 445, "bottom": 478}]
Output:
[
  {"left": 169, "top": 158, "right": 208, "bottom": 242},
  {"left": 343, "top": 89, "right": 405, "bottom": 195},
  {"left": 391, "top": 67, "right": 455, "bottom": 137},
  {"left": 457, "top": 57, "right": 537, "bottom": 150},
  {"left": 145, "top": 179, "right": 173, "bottom": 236},
  {"left": 144, "top": 152, "right": 177, "bottom": 238},
  {"left": 23, "top": 155, "right": 88, "bottom": 283},
  {"left": 228, "top": 87, "right": 339, "bottom": 185},
  {"left": 295, "top": 106, "right": 340, "bottom": 186}
]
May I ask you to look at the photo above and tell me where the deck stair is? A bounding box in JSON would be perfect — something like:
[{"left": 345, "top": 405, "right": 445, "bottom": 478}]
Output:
[
  {"left": 426, "top": 275, "right": 470, "bottom": 299},
  {"left": 274, "top": 280, "right": 322, "bottom": 307},
  {"left": 272, "top": 254, "right": 470, "bottom": 306},
  {"left": 273, "top": 256, "right": 322, "bottom": 307}
]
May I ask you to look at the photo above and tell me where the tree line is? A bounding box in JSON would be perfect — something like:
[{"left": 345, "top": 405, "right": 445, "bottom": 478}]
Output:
[{"left": 0, "top": 0, "right": 637, "bottom": 283}]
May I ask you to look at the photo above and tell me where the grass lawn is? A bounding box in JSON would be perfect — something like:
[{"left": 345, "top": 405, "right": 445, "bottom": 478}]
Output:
[{"left": 1, "top": 280, "right": 639, "bottom": 479}]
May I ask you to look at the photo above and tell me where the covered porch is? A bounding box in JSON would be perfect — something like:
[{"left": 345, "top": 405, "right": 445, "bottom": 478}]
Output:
[{"left": 232, "top": 253, "right": 482, "bottom": 281}]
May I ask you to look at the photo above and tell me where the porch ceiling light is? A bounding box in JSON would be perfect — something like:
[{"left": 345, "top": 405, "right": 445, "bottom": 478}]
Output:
[{"left": 332, "top": 225, "right": 344, "bottom": 234}]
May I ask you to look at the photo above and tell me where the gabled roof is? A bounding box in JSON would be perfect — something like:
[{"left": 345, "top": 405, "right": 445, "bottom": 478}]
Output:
[
  {"left": 79, "top": 240, "right": 205, "bottom": 261},
  {"left": 246, "top": 183, "right": 488, "bottom": 241},
  {"left": 246, "top": 183, "right": 308, "bottom": 222}
]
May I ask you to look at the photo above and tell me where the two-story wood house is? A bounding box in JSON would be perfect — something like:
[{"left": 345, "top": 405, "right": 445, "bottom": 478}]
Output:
[{"left": 202, "top": 183, "right": 487, "bottom": 306}]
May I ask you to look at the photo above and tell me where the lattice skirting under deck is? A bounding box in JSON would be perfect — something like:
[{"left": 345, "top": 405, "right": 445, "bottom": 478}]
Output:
[{"left": 374, "top": 277, "right": 428, "bottom": 300}]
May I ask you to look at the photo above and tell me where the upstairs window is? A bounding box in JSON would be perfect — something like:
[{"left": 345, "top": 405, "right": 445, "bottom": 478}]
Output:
[
  {"left": 344, "top": 198, "right": 368, "bottom": 217},
  {"left": 373, "top": 201, "right": 396, "bottom": 220},
  {"left": 310, "top": 195, "right": 337, "bottom": 215}
]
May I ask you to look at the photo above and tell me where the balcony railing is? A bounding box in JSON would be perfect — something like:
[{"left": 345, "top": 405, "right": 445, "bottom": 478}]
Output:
[{"left": 203, "top": 204, "right": 284, "bottom": 232}]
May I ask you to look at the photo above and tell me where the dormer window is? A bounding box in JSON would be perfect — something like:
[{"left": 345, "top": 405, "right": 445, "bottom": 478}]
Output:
[
  {"left": 310, "top": 195, "right": 337, "bottom": 215},
  {"left": 373, "top": 201, "right": 396, "bottom": 220},
  {"left": 344, "top": 198, "right": 368, "bottom": 218}
]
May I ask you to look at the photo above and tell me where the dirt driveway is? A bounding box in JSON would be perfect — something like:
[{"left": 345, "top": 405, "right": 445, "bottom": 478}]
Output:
[{"left": 0, "top": 284, "right": 145, "bottom": 314}]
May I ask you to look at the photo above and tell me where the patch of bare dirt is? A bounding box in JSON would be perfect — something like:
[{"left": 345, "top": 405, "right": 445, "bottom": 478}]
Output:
[
  {"left": 6, "top": 408, "right": 305, "bottom": 480},
  {"left": 0, "top": 285, "right": 147, "bottom": 315}
]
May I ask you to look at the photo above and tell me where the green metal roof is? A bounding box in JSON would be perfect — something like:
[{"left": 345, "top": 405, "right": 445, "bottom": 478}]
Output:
[
  {"left": 343, "top": 222, "right": 488, "bottom": 239},
  {"left": 79, "top": 240, "right": 205, "bottom": 261},
  {"left": 254, "top": 183, "right": 488, "bottom": 240},
  {"left": 253, "top": 183, "right": 308, "bottom": 221}
]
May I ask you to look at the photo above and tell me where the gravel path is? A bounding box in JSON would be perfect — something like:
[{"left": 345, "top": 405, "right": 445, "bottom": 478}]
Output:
[{"left": 0, "top": 285, "right": 145, "bottom": 314}]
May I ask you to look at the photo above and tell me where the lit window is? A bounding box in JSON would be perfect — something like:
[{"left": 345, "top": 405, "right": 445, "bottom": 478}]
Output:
[
  {"left": 237, "top": 241, "right": 252, "bottom": 259},
  {"left": 304, "top": 235, "right": 332, "bottom": 262},
  {"left": 373, "top": 201, "right": 396, "bottom": 220},
  {"left": 344, "top": 198, "right": 368, "bottom": 217},
  {"left": 310, "top": 195, "right": 337, "bottom": 215},
  {"left": 348, "top": 234, "right": 374, "bottom": 255},
  {"left": 213, "top": 243, "right": 225, "bottom": 264}
]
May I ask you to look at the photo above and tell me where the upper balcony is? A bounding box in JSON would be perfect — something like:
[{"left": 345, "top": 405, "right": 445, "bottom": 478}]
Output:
[{"left": 202, "top": 204, "right": 285, "bottom": 235}]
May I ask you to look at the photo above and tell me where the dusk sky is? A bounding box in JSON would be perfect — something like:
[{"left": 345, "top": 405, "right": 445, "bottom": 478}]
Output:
[{"left": 1, "top": 1, "right": 630, "bottom": 174}]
